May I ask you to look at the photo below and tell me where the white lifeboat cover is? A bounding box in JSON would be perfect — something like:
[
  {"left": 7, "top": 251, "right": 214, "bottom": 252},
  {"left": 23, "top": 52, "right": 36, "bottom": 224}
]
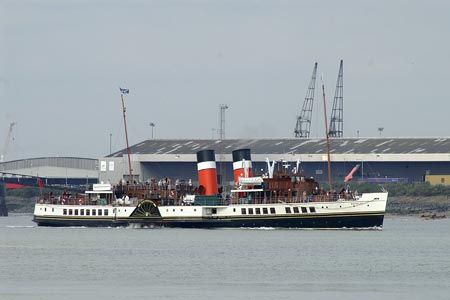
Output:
[{"left": 238, "top": 177, "right": 263, "bottom": 185}]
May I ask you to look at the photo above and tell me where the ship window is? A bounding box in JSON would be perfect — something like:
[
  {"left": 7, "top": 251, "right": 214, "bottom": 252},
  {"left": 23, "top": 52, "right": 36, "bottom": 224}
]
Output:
[
  {"left": 86, "top": 209, "right": 90, "bottom": 216},
  {"left": 285, "top": 207, "right": 291, "bottom": 214},
  {"left": 194, "top": 209, "right": 197, "bottom": 212},
  {"left": 309, "top": 207, "right": 316, "bottom": 213},
  {"left": 44, "top": 208, "right": 47, "bottom": 212},
  {"left": 63, "top": 209, "right": 67, "bottom": 215},
  {"left": 98, "top": 209, "right": 102, "bottom": 216},
  {"left": 74, "top": 209, "right": 78, "bottom": 216},
  {"left": 301, "top": 207, "right": 307, "bottom": 213},
  {"left": 92, "top": 209, "right": 96, "bottom": 216},
  {"left": 52, "top": 208, "right": 54, "bottom": 212},
  {"left": 248, "top": 208, "right": 254, "bottom": 214},
  {"left": 241, "top": 208, "right": 246, "bottom": 215},
  {"left": 293, "top": 207, "right": 299, "bottom": 213},
  {"left": 212, "top": 208, "right": 217, "bottom": 214},
  {"left": 69, "top": 209, "right": 73, "bottom": 215},
  {"left": 263, "top": 208, "right": 268, "bottom": 214},
  {"left": 80, "top": 209, "right": 84, "bottom": 216},
  {"left": 104, "top": 209, "right": 108, "bottom": 216},
  {"left": 270, "top": 207, "right": 276, "bottom": 214},
  {"left": 255, "top": 208, "right": 261, "bottom": 214},
  {"left": 233, "top": 208, "right": 236, "bottom": 212}
]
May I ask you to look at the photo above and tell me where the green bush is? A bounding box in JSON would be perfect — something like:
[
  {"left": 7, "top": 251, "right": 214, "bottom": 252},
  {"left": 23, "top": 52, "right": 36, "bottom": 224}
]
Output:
[
  {"left": 7, "top": 186, "right": 85, "bottom": 198},
  {"left": 7, "top": 187, "right": 40, "bottom": 198}
]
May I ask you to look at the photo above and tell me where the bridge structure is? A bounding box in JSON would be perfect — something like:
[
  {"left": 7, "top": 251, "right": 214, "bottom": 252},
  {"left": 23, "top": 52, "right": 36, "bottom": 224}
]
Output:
[{"left": 0, "top": 183, "right": 6, "bottom": 216}]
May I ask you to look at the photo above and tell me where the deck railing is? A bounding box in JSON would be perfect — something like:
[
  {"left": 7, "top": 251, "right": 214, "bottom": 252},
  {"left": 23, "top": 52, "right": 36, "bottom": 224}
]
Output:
[{"left": 38, "top": 185, "right": 354, "bottom": 206}]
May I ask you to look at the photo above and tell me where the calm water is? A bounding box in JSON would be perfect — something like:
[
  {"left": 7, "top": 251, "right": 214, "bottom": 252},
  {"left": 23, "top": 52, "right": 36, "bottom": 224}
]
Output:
[{"left": 0, "top": 214, "right": 449, "bottom": 300}]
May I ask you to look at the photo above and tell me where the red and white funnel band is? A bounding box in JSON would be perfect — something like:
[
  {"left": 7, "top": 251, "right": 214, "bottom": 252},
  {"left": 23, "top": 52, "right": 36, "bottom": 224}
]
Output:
[
  {"left": 232, "top": 149, "right": 252, "bottom": 183},
  {"left": 196, "top": 150, "right": 218, "bottom": 195}
]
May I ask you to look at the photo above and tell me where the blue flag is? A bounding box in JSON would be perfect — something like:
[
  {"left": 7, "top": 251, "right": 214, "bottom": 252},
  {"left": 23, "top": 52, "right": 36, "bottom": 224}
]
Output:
[{"left": 119, "top": 88, "right": 129, "bottom": 94}]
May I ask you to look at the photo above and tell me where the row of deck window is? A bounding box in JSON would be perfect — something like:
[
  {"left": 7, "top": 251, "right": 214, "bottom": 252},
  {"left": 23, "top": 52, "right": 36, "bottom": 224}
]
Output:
[
  {"left": 240, "top": 206, "right": 315, "bottom": 215},
  {"left": 63, "top": 208, "right": 109, "bottom": 216}
]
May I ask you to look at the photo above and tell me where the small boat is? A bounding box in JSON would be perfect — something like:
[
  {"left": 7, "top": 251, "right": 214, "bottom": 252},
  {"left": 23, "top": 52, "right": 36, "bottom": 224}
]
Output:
[{"left": 33, "top": 148, "right": 388, "bottom": 228}]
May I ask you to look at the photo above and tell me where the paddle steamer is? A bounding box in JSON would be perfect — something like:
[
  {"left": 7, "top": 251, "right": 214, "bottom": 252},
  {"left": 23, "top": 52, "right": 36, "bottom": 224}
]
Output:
[{"left": 33, "top": 148, "right": 387, "bottom": 228}]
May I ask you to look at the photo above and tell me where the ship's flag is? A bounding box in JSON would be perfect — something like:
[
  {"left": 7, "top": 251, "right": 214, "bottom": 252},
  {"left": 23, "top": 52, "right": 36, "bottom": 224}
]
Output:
[
  {"left": 344, "top": 164, "right": 361, "bottom": 182},
  {"left": 119, "top": 88, "right": 129, "bottom": 94},
  {"left": 37, "top": 177, "right": 44, "bottom": 190}
]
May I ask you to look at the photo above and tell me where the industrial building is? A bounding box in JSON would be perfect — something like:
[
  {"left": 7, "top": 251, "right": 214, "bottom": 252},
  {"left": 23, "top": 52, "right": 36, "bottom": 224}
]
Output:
[
  {"left": 99, "top": 137, "right": 450, "bottom": 186},
  {"left": 0, "top": 157, "right": 98, "bottom": 186}
]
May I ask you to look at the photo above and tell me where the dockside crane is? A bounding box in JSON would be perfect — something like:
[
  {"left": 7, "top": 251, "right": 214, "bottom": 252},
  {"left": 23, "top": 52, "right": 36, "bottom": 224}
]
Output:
[
  {"left": 294, "top": 62, "right": 318, "bottom": 138},
  {"left": 1, "top": 122, "right": 17, "bottom": 162},
  {"left": 329, "top": 60, "right": 344, "bottom": 138}
]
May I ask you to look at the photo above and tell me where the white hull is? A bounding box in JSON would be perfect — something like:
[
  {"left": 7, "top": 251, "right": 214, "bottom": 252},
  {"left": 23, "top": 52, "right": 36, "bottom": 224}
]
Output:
[{"left": 33, "top": 192, "right": 387, "bottom": 228}]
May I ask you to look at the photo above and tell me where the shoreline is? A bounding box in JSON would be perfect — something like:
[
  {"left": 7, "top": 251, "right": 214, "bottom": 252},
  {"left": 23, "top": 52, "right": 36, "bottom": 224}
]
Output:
[{"left": 387, "top": 195, "right": 450, "bottom": 217}]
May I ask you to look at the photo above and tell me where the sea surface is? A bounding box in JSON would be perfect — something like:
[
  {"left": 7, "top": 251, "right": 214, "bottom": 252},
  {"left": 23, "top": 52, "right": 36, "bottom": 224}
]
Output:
[{"left": 1, "top": 214, "right": 449, "bottom": 300}]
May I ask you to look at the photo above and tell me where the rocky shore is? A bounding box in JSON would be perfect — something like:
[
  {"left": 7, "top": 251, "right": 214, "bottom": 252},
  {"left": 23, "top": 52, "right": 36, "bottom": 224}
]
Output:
[{"left": 387, "top": 196, "right": 450, "bottom": 217}]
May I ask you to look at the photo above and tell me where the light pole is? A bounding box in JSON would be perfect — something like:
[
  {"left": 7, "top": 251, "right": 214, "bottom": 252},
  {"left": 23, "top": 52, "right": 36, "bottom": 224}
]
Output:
[
  {"left": 149, "top": 122, "right": 155, "bottom": 139},
  {"left": 218, "top": 104, "right": 228, "bottom": 186},
  {"left": 378, "top": 127, "right": 384, "bottom": 137},
  {"left": 109, "top": 133, "right": 112, "bottom": 155},
  {"left": 219, "top": 104, "right": 228, "bottom": 140}
]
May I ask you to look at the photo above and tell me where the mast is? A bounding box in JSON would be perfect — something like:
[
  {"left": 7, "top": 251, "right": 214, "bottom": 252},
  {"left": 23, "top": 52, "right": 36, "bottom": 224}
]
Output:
[
  {"left": 321, "top": 76, "right": 333, "bottom": 193},
  {"left": 120, "top": 88, "right": 133, "bottom": 183}
]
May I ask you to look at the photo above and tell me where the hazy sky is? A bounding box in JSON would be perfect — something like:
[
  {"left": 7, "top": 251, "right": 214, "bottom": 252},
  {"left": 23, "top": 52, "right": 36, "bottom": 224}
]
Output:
[{"left": 1, "top": 0, "right": 449, "bottom": 161}]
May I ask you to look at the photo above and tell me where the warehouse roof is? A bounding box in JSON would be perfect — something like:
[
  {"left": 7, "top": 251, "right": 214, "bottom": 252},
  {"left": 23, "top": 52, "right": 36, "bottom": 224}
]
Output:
[{"left": 108, "top": 137, "right": 450, "bottom": 157}]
